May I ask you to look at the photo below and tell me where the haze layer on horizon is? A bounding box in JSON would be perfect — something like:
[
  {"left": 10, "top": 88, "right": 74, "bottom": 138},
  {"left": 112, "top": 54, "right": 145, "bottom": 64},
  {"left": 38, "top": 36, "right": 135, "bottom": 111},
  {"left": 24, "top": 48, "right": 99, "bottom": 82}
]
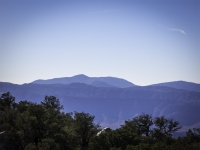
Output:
[{"left": 0, "top": 0, "right": 200, "bottom": 86}]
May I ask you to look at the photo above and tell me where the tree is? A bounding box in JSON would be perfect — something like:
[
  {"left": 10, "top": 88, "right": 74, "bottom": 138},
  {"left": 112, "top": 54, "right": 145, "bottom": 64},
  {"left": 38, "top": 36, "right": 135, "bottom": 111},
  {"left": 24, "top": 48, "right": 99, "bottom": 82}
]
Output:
[
  {"left": 74, "top": 111, "right": 101, "bottom": 150},
  {"left": 117, "top": 114, "right": 153, "bottom": 148},
  {"left": 0, "top": 93, "right": 79, "bottom": 150},
  {"left": 126, "top": 113, "right": 153, "bottom": 136},
  {"left": 0, "top": 92, "right": 16, "bottom": 111},
  {"left": 0, "top": 92, "right": 19, "bottom": 149},
  {"left": 41, "top": 96, "right": 63, "bottom": 112},
  {"left": 152, "top": 116, "right": 181, "bottom": 140},
  {"left": 185, "top": 128, "right": 200, "bottom": 144},
  {"left": 89, "top": 128, "right": 113, "bottom": 150},
  {"left": 94, "top": 114, "right": 181, "bottom": 149}
]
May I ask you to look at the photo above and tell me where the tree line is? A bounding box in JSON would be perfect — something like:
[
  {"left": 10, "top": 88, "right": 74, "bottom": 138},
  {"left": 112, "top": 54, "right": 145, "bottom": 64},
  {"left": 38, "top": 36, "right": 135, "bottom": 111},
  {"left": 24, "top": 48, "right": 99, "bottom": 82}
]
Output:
[{"left": 0, "top": 92, "right": 199, "bottom": 150}]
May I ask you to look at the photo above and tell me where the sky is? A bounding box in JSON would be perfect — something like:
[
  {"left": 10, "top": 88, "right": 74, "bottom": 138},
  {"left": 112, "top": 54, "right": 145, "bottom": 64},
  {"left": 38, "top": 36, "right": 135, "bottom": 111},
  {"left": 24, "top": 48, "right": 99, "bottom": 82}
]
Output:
[{"left": 0, "top": 0, "right": 200, "bottom": 86}]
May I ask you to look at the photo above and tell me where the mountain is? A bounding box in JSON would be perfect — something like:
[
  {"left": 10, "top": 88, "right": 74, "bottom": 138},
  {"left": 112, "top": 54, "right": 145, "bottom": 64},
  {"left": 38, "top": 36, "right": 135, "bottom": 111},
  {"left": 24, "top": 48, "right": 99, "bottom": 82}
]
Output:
[
  {"left": 32, "top": 75, "right": 200, "bottom": 92},
  {"left": 90, "top": 81, "right": 114, "bottom": 87},
  {"left": 32, "top": 74, "right": 135, "bottom": 88},
  {"left": 0, "top": 82, "right": 200, "bottom": 131},
  {"left": 151, "top": 81, "right": 200, "bottom": 92}
]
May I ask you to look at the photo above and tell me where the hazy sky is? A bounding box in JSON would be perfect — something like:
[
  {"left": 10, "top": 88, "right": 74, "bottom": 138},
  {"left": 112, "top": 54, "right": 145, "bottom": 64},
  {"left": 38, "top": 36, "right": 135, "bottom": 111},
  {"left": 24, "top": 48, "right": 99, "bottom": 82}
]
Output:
[{"left": 0, "top": 0, "right": 200, "bottom": 86}]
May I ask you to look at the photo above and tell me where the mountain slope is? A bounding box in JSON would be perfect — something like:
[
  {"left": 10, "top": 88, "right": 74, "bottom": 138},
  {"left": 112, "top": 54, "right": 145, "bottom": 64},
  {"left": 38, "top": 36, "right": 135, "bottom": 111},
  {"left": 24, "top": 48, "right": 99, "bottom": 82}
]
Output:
[
  {"left": 0, "top": 82, "right": 200, "bottom": 130},
  {"left": 32, "top": 74, "right": 135, "bottom": 88},
  {"left": 151, "top": 81, "right": 200, "bottom": 92}
]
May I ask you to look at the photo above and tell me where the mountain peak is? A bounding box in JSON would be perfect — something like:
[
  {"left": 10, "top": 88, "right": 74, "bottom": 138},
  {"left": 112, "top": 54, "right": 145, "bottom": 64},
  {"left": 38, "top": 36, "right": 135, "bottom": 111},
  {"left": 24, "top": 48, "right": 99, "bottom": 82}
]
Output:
[
  {"left": 72, "top": 74, "right": 89, "bottom": 78},
  {"left": 31, "top": 74, "right": 135, "bottom": 88}
]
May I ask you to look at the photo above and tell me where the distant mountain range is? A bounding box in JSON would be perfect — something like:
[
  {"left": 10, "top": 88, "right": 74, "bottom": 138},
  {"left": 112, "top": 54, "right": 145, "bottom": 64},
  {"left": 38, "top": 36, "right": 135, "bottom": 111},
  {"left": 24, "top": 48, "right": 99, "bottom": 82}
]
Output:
[
  {"left": 32, "top": 74, "right": 135, "bottom": 88},
  {"left": 151, "top": 81, "right": 200, "bottom": 92},
  {"left": 0, "top": 75, "right": 200, "bottom": 133},
  {"left": 32, "top": 74, "right": 200, "bottom": 92}
]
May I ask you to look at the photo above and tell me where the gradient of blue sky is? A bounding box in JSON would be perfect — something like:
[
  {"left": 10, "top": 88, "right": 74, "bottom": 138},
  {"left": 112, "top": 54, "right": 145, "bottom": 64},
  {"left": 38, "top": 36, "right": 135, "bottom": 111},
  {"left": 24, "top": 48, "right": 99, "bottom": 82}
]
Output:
[{"left": 0, "top": 0, "right": 200, "bottom": 86}]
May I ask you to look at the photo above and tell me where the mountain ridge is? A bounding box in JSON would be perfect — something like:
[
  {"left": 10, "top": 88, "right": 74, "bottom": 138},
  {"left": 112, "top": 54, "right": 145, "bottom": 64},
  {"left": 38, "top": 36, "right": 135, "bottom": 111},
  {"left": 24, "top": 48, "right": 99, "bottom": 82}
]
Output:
[
  {"left": 32, "top": 74, "right": 135, "bottom": 88},
  {"left": 31, "top": 74, "right": 200, "bottom": 92},
  {"left": 151, "top": 80, "right": 200, "bottom": 92}
]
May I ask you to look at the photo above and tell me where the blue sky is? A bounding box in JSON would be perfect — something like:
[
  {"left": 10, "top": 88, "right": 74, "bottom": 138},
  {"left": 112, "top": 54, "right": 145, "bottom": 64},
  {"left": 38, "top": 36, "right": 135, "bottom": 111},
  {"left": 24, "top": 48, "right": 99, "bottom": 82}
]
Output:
[{"left": 0, "top": 0, "right": 200, "bottom": 86}]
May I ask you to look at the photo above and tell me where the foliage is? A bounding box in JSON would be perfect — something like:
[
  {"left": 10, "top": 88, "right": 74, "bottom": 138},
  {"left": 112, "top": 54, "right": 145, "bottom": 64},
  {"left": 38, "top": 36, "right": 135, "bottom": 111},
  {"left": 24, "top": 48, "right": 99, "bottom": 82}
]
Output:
[
  {"left": 152, "top": 116, "right": 181, "bottom": 141},
  {"left": 0, "top": 92, "right": 99, "bottom": 150},
  {"left": 123, "top": 113, "right": 153, "bottom": 136},
  {"left": 0, "top": 92, "right": 199, "bottom": 150}
]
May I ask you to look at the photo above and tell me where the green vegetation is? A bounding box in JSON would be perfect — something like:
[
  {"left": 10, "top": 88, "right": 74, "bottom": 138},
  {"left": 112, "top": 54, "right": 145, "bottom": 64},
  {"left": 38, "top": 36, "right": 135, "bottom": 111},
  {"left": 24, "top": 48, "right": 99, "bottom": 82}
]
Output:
[{"left": 0, "top": 92, "right": 200, "bottom": 150}]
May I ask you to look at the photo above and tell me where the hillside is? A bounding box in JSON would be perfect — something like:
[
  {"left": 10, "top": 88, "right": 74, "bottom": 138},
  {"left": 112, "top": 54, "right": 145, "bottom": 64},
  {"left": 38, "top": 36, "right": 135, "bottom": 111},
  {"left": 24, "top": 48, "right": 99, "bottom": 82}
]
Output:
[{"left": 0, "top": 82, "right": 199, "bottom": 130}]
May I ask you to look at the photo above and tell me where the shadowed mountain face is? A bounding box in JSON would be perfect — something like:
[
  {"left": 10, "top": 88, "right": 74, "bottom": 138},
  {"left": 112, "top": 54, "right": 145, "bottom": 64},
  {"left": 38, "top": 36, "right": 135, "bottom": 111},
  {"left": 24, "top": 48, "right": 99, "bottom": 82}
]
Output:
[
  {"left": 0, "top": 82, "right": 200, "bottom": 131},
  {"left": 151, "top": 81, "right": 200, "bottom": 92},
  {"left": 32, "top": 74, "right": 135, "bottom": 88}
]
